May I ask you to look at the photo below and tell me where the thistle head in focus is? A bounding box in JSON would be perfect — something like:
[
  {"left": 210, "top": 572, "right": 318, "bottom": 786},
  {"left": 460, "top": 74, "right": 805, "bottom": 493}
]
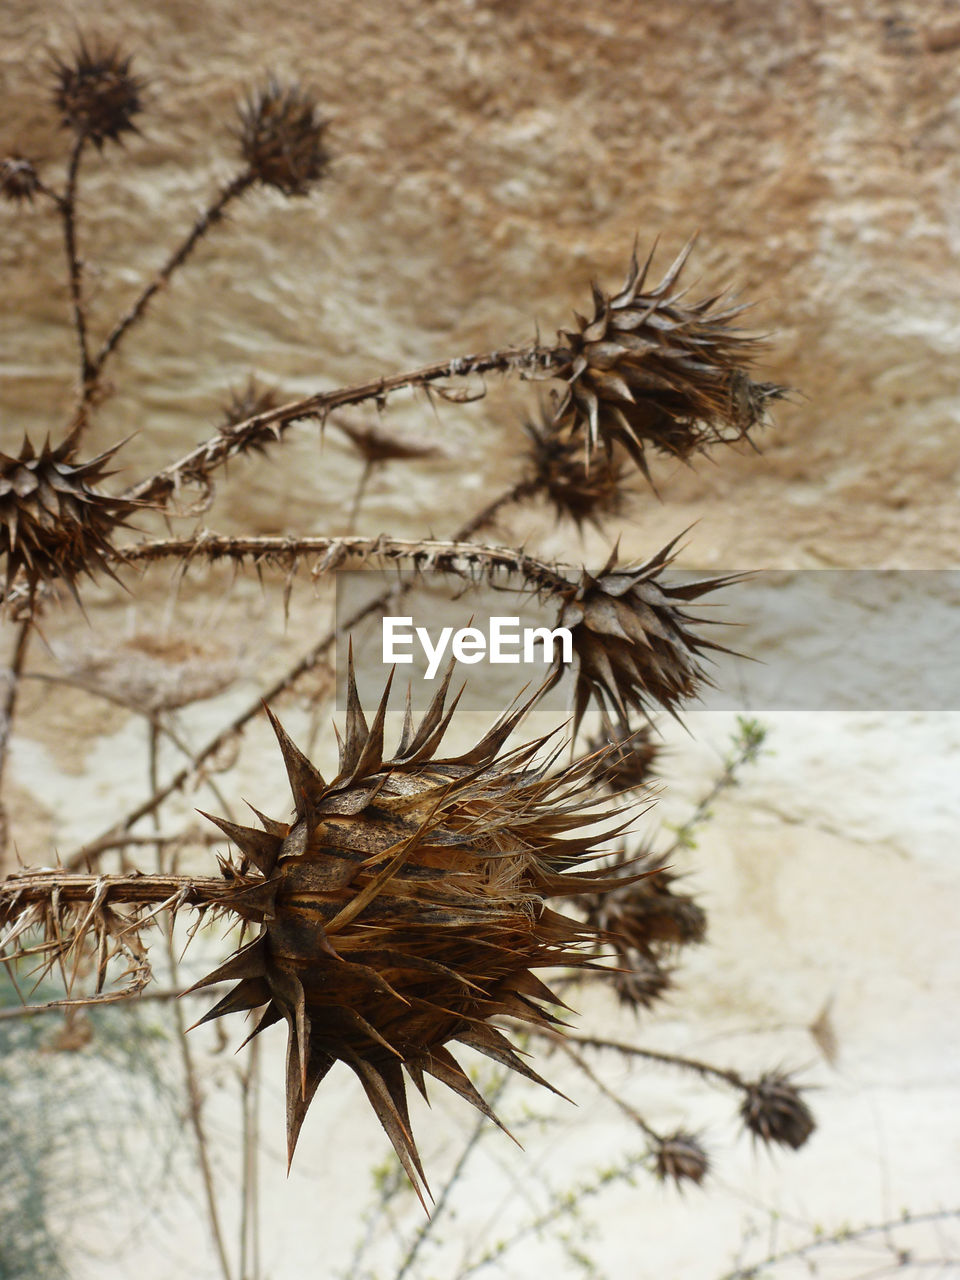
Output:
[
  {"left": 0, "top": 432, "right": 139, "bottom": 600},
  {"left": 51, "top": 35, "right": 144, "bottom": 149},
  {"left": 238, "top": 78, "right": 330, "bottom": 196},
  {"left": 195, "top": 657, "right": 631, "bottom": 1203},
  {"left": 553, "top": 239, "right": 788, "bottom": 482}
]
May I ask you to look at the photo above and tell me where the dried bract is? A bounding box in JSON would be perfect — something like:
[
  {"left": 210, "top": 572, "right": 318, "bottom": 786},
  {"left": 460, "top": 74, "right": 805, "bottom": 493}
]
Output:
[
  {"left": 585, "top": 721, "right": 660, "bottom": 793},
  {"left": 0, "top": 433, "right": 138, "bottom": 599},
  {"left": 654, "top": 1132, "right": 710, "bottom": 1186},
  {"left": 740, "top": 1071, "right": 816, "bottom": 1150},
  {"left": 195, "top": 663, "right": 629, "bottom": 1201},
  {"left": 525, "top": 406, "right": 629, "bottom": 531},
  {"left": 51, "top": 36, "right": 144, "bottom": 149},
  {"left": 554, "top": 537, "right": 737, "bottom": 732},
  {"left": 238, "top": 78, "right": 330, "bottom": 196},
  {"left": 553, "top": 240, "right": 788, "bottom": 479},
  {"left": 220, "top": 376, "right": 284, "bottom": 429},
  {"left": 0, "top": 156, "right": 40, "bottom": 204}
]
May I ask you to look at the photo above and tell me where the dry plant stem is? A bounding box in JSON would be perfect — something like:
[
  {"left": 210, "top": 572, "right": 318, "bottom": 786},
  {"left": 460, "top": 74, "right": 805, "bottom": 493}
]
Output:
[
  {"left": 535, "top": 1028, "right": 744, "bottom": 1090},
  {"left": 0, "top": 618, "right": 32, "bottom": 859},
  {"left": 715, "top": 1208, "right": 960, "bottom": 1280},
  {"left": 436, "top": 476, "right": 540, "bottom": 541},
  {"left": 84, "top": 168, "right": 257, "bottom": 409},
  {"left": 346, "top": 457, "right": 375, "bottom": 534},
  {"left": 1, "top": 870, "right": 239, "bottom": 912},
  {"left": 555, "top": 1036, "right": 660, "bottom": 1140},
  {"left": 123, "top": 345, "right": 553, "bottom": 507},
  {"left": 62, "top": 135, "right": 93, "bottom": 387},
  {"left": 239, "top": 1035, "right": 262, "bottom": 1280}
]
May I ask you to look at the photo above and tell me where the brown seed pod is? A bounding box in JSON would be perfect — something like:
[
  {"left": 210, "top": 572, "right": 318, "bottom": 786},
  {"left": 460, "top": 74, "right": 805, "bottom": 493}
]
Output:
[
  {"left": 0, "top": 432, "right": 139, "bottom": 599},
  {"left": 553, "top": 240, "right": 788, "bottom": 481},
  {"left": 194, "top": 660, "right": 632, "bottom": 1202},
  {"left": 524, "top": 405, "right": 630, "bottom": 532},
  {"left": 0, "top": 156, "right": 40, "bottom": 204},
  {"left": 554, "top": 536, "right": 738, "bottom": 733},
  {"left": 237, "top": 78, "right": 330, "bottom": 197},
  {"left": 740, "top": 1072, "right": 816, "bottom": 1150},
  {"left": 654, "top": 1131, "right": 710, "bottom": 1186},
  {"left": 51, "top": 35, "right": 144, "bottom": 149}
]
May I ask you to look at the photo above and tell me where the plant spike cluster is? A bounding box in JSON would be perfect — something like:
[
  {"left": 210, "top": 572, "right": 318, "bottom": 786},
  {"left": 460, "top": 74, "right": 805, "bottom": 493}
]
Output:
[
  {"left": 237, "top": 77, "right": 330, "bottom": 196},
  {"left": 552, "top": 238, "right": 788, "bottom": 481},
  {"left": 524, "top": 404, "right": 631, "bottom": 532},
  {"left": 51, "top": 34, "right": 145, "bottom": 149},
  {"left": 0, "top": 433, "right": 139, "bottom": 598},
  {"left": 191, "top": 660, "right": 635, "bottom": 1202}
]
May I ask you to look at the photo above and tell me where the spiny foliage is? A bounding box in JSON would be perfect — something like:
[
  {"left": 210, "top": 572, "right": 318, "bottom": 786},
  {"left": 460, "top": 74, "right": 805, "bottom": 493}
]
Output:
[{"left": 193, "top": 659, "right": 634, "bottom": 1203}]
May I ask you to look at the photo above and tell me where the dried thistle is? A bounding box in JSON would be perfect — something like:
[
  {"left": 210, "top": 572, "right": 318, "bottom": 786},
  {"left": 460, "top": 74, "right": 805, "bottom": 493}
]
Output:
[
  {"left": 0, "top": 432, "right": 139, "bottom": 599},
  {"left": 654, "top": 1131, "right": 710, "bottom": 1186},
  {"left": 553, "top": 240, "right": 788, "bottom": 479},
  {"left": 524, "top": 405, "right": 630, "bottom": 532},
  {"left": 238, "top": 78, "right": 330, "bottom": 197},
  {"left": 0, "top": 156, "right": 39, "bottom": 205},
  {"left": 585, "top": 721, "right": 661, "bottom": 793},
  {"left": 610, "top": 953, "right": 672, "bottom": 1011},
  {"left": 193, "top": 660, "right": 630, "bottom": 1201},
  {"left": 554, "top": 537, "right": 737, "bottom": 732},
  {"left": 220, "top": 376, "right": 285, "bottom": 428},
  {"left": 740, "top": 1071, "right": 816, "bottom": 1150},
  {"left": 51, "top": 35, "right": 144, "bottom": 149}
]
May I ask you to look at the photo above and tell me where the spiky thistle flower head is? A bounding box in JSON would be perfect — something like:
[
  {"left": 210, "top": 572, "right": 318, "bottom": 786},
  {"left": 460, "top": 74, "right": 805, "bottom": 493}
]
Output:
[
  {"left": 0, "top": 156, "right": 40, "bottom": 205},
  {"left": 51, "top": 35, "right": 144, "bottom": 149},
  {"left": 194, "top": 659, "right": 631, "bottom": 1203},
  {"left": 654, "top": 1131, "right": 710, "bottom": 1186},
  {"left": 238, "top": 78, "right": 330, "bottom": 197},
  {"left": 585, "top": 854, "right": 707, "bottom": 959},
  {"left": 585, "top": 721, "right": 661, "bottom": 793},
  {"left": 553, "top": 239, "right": 788, "bottom": 481},
  {"left": 0, "top": 432, "right": 139, "bottom": 599},
  {"left": 740, "top": 1071, "right": 816, "bottom": 1150},
  {"left": 554, "top": 535, "right": 738, "bottom": 733},
  {"left": 524, "top": 404, "right": 630, "bottom": 532}
]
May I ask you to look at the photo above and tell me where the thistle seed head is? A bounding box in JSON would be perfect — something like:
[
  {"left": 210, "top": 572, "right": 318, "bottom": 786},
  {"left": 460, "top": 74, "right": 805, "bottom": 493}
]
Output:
[
  {"left": 654, "top": 1131, "right": 710, "bottom": 1186},
  {"left": 51, "top": 36, "right": 144, "bottom": 149},
  {"left": 0, "top": 156, "right": 40, "bottom": 204},
  {"left": 220, "top": 376, "right": 284, "bottom": 429},
  {"left": 238, "top": 78, "right": 330, "bottom": 197},
  {"left": 524, "top": 405, "right": 630, "bottom": 532},
  {"left": 554, "top": 239, "right": 789, "bottom": 481},
  {"left": 585, "top": 721, "right": 660, "bottom": 793},
  {"left": 740, "top": 1072, "right": 816, "bottom": 1150},
  {"left": 0, "top": 432, "right": 139, "bottom": 600},
  {"left": 196, "top": 661, "right": 631, "bottom": 1202}
]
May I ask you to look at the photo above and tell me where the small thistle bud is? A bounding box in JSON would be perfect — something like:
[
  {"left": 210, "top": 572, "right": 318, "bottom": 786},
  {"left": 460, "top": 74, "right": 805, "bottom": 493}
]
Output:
[
  {"left": 654, "top": 1132, "right": 710, "bottom": 1186},
  {"left": 740, "top": 1072, "right": 816, "bottom": 1150},
  {"left": 238, "top": 78, "right": 330, "bottom": 197},
  {"left": 524, "top": 405, "right": 630, "bottom": 532},
  {"left": 0, "top": 433, "right": 139, "bottom": 599},
  {"left": 0, "top": 156, "right": 40, "bottom": 204},
  {"left": 220, "top": 376, "right": 284, "bottom": 429},
  {"left": 554, "top": 537, "right": 737, "bottom": 732},
  {"left": 51, "top": 36, "right": 144, "bottom": 149},
  {"left": 610, "top": 954, "right": 672, "bottom": 1010},
  {"left": 553, "top": 240, "right": 788, "bottom": 479}
]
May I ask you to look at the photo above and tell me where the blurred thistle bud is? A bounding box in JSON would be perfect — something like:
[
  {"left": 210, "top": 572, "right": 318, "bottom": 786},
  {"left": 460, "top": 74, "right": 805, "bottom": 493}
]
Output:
[
  {"left": 585, "top": 721, "right": 661, "bottom": 793},
  {"left": 524, "top": 403, "right": 630, "bottom": 532},
  {"left": 0, "top": 156, "right": 40, "bottom": 204},
  {"left": 740, "top": 1071, "right": 816, "bottom": 1150},
  {"left": 51, "top": 35, "right": 144, "bottom": 149},
  {"left": 654, "top": 1132, "right": 710, "bottom": 1186},
  {"left": 238, "top": 78, "right": 330, "bottom": 197}
]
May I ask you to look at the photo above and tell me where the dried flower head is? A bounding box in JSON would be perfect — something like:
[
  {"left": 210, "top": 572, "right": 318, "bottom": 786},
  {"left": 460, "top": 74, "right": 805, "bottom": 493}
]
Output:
[
  {"left": 740, "top": 1071, "right": 816, "bottom": 1150},
  {"left": 587, "top": 858, "right": 707, "bottom": 956},
  {"left": 220, "top": 376, "right": 284, "bottom": 429},
  {"left": 0, "top": 432, "right": 138, "bottom": 599},
  {"left": 194, "top": 661, "right": 629, "bottom": 1201},
  {"left": 554, "top": 537, "right": 737, "bottom": 732},
  {"left": 335, "top": 421, "right": 441, "bottom": 466},
  {"left": 610, "top": 952, "right": 672, "bottom": 1011},
  {"left": 654, "top": 1131, "right": 710, "bottom": 1186},
  {"left": 585, "top": 721, "right": 661, "bottom": 793},
  {"left": 238, "top": 78, "right": 330, "bottom": 197},
  {"left": 0, "top": 156, "right": 40, "bottom": 205},
  {"left": 553, "top": 240, "right": 788, "bottom": 480},
  {"left": 51, "top": 36, "right": 144, "bottom": 149},
  {"left": 525, "top": 405, "right": 630, "bottom": 532}
]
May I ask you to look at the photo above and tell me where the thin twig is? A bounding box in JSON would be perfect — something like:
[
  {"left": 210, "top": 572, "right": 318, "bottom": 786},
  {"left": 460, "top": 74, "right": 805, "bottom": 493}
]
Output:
[
  {"left": 527, "top": 1027, "right": 744, "bottom": 1090},
  {"left": 555, "top": 1037, "right": 660, "bottom": 1140},
  {"left": 123, "top": 345, "right": 556, "bottom": 508},
  {"left": 0, "top": 618, "right": 33, "bottom": 861},
  {"left": 61, "top": 135, "right": 92, "bottom": 387},
  {"left": 346, "top": 457, "right": 375, "bottom": 534}
]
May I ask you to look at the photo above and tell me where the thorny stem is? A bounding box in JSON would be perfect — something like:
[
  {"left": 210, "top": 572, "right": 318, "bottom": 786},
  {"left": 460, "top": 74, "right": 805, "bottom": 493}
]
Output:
[
  {"left": 239, "top": 1035, "right": 262, "bottom": 1280},
  {"left": 84, "top": 169, "right": 257, "bottom": 407},
  {"left": 554, "top": 1036, "right": 661, "bottom": 1141},
  {"left": 715, "top": 1208, "right": 960, "bottom": 1280},
  {"left": 444, "top": 476, "right": 540, "bottom": 541},
  {"left": 123, "top": 345, "right": 557, "bottom": 508},
  {"left": 0, "top": 619, "right": 32, "bottom": 861},
  {"left": 61, "top": 135, "right": 93, "bottom": 388},
  {"left": 531, "top": 1028, "right": 744, "bottom": 1090}
]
